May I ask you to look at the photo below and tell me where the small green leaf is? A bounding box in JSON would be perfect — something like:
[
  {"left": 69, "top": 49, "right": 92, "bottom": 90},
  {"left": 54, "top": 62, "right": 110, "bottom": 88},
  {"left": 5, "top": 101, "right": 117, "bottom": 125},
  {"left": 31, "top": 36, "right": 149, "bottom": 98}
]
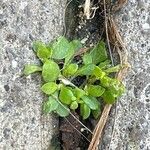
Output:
[
  {"left": 93, "top": 66, "right": 106, "bottom": 79},
  {"left": 87, "top": 85, "right": 105, "bottom": 97},
  {"left": 33, "top": 41, "right": 51, "bottom": 60},
  {"left": 104, "top": 65, "right": 121, "bottom": 74},
  {"left": 23, "top": 64, "right": 42, "bottom": 76},
  {"left": 101, "top": 77, "right": 125, "bottom": 97},
  {"left": 56, "top": 103, "right": 70, "bottom": 117},
  {"left": 101, "top": 76, "right": 112, "bottom": 87},
  {"left": 73, "top": 88, "right": 85, "bottom": 99},
  {"left": 42, "top": 60, "right": 60, "bottom": 82},
  {"left": 102, "top": 80, "right": 125, "bottom": 104},
  {"left": 81, "top": 95, "right": 98, "bottom": 110},
  {"left": 109, "top": 79, "right": 125, "bottom": 97},
  {"left": 90, "top": 41, "right": 108, "bottom": 64},
  {"left": 59, "top": 86, "right": 76, "bottom": 105},
  {"left": 52, "top": 36, "right": 70, "bottom": 59},
  {"left": 76, "top": 64, "right": 95, "bottom": 76},
  {"left": 102, "top": 90, "right": 116, "bottom": 104},
  {"left": 41, "top": 82, "right": 57, "bottom": 95},
  {"left": 98, "top": 60, "right": 111, "bottom": 69},
  {"left": 80, "top": 104, "right": 91, "bottom": 119},
  {"left": 70, "top": 101, "right": 78, "bottom": 110},
  {"left": 64, "top": 40, "right": 82, "bottom": 66},
  {"left": 43, "top": 96, "right": 59, "bottom": 113},
  {"left": 83, "top": 53, "right": 92, "bottom": 64},
  {"left": 63, "top": 64, "right": 78, "bottom": 76},
  {"left": 64, "top": 48, "right": 74, "bottom": 66},
  {"left": 32, "top": 41, "right": 41, "bottom": 52},
  {"left": 70, "top": 40, "right": 82, "bottom": 52},
  {"left": 92, "top": 102, "right": 101, "bottom": 119}
]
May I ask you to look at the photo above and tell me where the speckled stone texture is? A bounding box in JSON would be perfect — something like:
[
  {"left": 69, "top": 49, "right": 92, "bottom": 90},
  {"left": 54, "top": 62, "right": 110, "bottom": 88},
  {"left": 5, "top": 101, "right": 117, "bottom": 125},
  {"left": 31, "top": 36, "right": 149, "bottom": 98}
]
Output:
[
  {"left": 100, "top": 0, "right": 150, "bottom": 150},
  {"left": 0, "top": 0, "right": 66, "bottom": 149}
]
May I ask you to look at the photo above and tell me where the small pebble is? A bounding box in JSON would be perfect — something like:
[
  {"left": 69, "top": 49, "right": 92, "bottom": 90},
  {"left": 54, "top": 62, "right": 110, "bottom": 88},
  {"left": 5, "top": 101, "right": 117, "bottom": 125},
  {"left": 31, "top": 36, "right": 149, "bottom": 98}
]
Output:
[
  {"left": 19, "top": 2, "right": 28, "bottom": 10},
  {"left": 142, "top": 23, "right": 150, "bottom": 30},
  {"left": 81, "top": 38, "right": 88, "bottom": 44},
  {"left": 4, "top": 85, "right": 10, "bottom": 92},
  {"left": 12, "top": 60, "right": 17, "bottom": 68}
]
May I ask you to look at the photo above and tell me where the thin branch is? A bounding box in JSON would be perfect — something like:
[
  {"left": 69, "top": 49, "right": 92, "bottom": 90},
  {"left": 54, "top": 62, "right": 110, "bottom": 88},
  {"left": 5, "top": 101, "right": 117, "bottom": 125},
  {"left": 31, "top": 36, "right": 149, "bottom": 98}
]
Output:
[
  {"left": 108, "top": 101, "right": 118, "bottom": 150},
  {"left": 88, "top": 3, "right": 129, "bottom": 149},
  {"left": 88, "top": 104, "right": 112, "bottom": 150},
  {"left": 103, "top": 0, "right": 114, "bottom": 66},
  {"left": 74, "top": 47, "right": 89, "bottom": 56}
]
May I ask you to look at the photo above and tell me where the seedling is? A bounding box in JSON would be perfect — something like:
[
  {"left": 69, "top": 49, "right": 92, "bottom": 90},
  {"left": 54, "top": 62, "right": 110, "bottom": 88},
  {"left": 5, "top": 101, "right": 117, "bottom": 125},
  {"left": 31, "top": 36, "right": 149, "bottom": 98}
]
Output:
[{"left": 24, "top": 36, "right": 125, "bottom": 119}]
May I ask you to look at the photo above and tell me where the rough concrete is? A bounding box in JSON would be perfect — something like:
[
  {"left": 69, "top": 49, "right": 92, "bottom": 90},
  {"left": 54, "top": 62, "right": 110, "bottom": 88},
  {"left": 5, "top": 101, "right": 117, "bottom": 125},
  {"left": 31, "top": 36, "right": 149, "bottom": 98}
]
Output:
[
  {"left": 0, "top": 0, "right": 66, "bottom": 149},
  {"left": 100, "top": 0, "right": 150, "bottom": 150}
]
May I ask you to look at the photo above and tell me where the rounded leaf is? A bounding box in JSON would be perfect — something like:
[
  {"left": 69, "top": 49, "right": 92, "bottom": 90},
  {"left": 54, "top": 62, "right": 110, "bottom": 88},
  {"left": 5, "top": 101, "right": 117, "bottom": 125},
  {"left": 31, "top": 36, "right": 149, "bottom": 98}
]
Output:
[
  {"left": 41, "top": 82, "right": 57, "bottom": 95},
  {"left": 52, "top": 36, "right": 70, "bottom": 59},
  {"left": 33, "top": 41, "right": 51, "bottom": 60},
  {"left": 98, "top": 60, "right": 111, "bottom": 69},
  {"left": 93, "top": 66, "right": 106, "bottom": 79},
  {"left": 59, "top": 86, "right": 76, "bottom": 105},
  {"left": 63, "top": 63, "right": 78, "bottom": 76},
  {"left": 83, "top": 53, "right": 92, "bottom": 65},
  {"left": 80, "top": 104, "right": 91, "bottom": 120},
  {"left": 56, "top": 103, "right": 70, "bottom": 117},
  {"left": 64, "top": 40, "right": 82, "bottom": 66},
  {"left": 43, "top": 96, "right": 59, "bottom": 113},
  {"left": 101, "top": 76, "right": 112, "bottom": 87},
  {"left": 23, "top": 64, "right": 42, "bottom": 76},
  {"left": 104, "top": 65, "right": 121, "bottom": 74},
  {"left": 70, "top": 101, "right": 78, "bottom": 110},
  {"left": 102, "top": 90, "right": 116, "bottom": 104},
  {"left": 92, "top": 102, "right": 101, "bottom": 119},
  {"left": 42, "top": 60, "right": 60, "bottom": 82},
  {"left": 76, "top": 64, "right": 95, "bottom": 76},
  {"left": 90, "top": 41, "right": 108, "bottom": 64},
  {"left": 87, "top": 85, "right": 105, "bottom": 97},
  {"left": 73, "top": 88, "right": 85, "bottom": 99},
  {"left": 81, "top": 95, "right": 98, "bottom": 110}
]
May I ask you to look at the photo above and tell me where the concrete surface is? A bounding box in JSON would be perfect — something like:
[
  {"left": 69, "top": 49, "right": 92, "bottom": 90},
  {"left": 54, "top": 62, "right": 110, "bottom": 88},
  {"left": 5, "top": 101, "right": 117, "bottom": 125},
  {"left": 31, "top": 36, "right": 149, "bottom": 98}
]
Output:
[
  {"left": 0, "top": 0, "right": 66, "bottom": 149},
  {"left": 100, "top": 0, "right": 150, "bottom": 150},
  {"left": 0, "top": 0, "right": 150, "bottom": 150}
]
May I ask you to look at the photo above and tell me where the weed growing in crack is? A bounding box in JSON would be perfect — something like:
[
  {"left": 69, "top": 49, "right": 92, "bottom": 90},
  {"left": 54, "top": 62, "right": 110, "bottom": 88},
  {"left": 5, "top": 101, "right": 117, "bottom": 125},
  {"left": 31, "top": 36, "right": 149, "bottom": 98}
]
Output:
[{"left": 23, "top": 36, "right": 125, "bottom": 119}]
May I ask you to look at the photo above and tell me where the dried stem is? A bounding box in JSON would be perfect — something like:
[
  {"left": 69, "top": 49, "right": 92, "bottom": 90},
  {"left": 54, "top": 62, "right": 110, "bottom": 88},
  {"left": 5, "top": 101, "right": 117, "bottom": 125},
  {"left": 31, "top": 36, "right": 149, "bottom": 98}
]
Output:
[
  {"left": 88, "top": 1, "right": 129, "bottom": 149},
  {"left": 84, "top": 0, "right": 91, "bottom": 19},
  {"left": 88, "top": 104, "right": 112, "bottom": 150},
  {"left": 103, "top": 0, "right": 114, "bottom": 66}
]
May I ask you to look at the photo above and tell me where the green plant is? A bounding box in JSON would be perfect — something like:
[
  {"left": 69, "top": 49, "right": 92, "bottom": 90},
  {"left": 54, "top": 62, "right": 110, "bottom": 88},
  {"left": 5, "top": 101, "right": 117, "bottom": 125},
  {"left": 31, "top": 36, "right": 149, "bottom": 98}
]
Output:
[{"left": 23, "top": 36, "right": 125, "bottom": 119}]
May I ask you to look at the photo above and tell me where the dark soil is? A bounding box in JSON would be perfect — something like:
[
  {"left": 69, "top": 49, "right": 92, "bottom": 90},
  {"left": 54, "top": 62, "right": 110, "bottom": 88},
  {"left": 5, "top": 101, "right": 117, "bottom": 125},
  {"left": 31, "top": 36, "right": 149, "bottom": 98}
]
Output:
[
  {"left": 59, "top": 111, "right": 82, "bottom": 150},
  {"left": 65, "top": 0, "right": 105, "bottom": 45}
]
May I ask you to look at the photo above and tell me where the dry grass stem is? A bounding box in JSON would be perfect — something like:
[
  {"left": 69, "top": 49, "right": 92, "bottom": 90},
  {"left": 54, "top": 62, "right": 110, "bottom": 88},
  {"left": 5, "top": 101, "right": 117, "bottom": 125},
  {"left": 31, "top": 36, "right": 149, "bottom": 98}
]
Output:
[
  {"left": 88, "top": 1, "right": 129, "bottom": 149},
  {"left": 88, "top": 104, "right": 112, "bottom": 150},
  {"left": 84, "top": 0, "right": 91, "bottom": 19}
]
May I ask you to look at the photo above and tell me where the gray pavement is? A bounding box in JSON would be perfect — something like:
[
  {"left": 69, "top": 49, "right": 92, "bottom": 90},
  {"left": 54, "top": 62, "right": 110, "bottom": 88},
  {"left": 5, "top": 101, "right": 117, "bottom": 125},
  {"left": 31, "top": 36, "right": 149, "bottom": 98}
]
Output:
[
  {"left": 0, "top": 0, "right": 66, "bottom": 149},
  {"left": 0, "top": 0, "right": 150, "bottom": 150}
]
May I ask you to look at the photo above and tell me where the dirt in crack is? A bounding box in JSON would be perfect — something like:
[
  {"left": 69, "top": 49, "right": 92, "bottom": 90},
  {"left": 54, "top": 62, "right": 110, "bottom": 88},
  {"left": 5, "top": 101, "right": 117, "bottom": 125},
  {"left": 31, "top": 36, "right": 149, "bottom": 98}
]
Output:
[{"left": 59, "top": 0, "right": 106, "bottom": 149}]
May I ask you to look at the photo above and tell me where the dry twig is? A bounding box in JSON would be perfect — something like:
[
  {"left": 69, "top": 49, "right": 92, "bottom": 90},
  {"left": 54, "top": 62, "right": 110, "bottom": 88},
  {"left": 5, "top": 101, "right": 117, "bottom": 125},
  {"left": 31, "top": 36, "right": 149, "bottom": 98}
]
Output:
[
  {"left": 112, "top": 0, "right": 127, "bottom": 12},
  {"left": 84, "top": 0, "right": 91, "bottom": 19},
  {"left": 88, "top": 1, "right": 129, "bottom": 149}
]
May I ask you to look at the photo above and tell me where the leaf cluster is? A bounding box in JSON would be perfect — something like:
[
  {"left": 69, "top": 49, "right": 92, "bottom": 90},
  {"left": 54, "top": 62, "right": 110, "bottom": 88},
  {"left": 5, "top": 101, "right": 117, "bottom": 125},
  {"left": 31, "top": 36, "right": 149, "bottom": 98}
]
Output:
[{"left": 24, "top": 36, "right": 125, "bottom": 119}]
